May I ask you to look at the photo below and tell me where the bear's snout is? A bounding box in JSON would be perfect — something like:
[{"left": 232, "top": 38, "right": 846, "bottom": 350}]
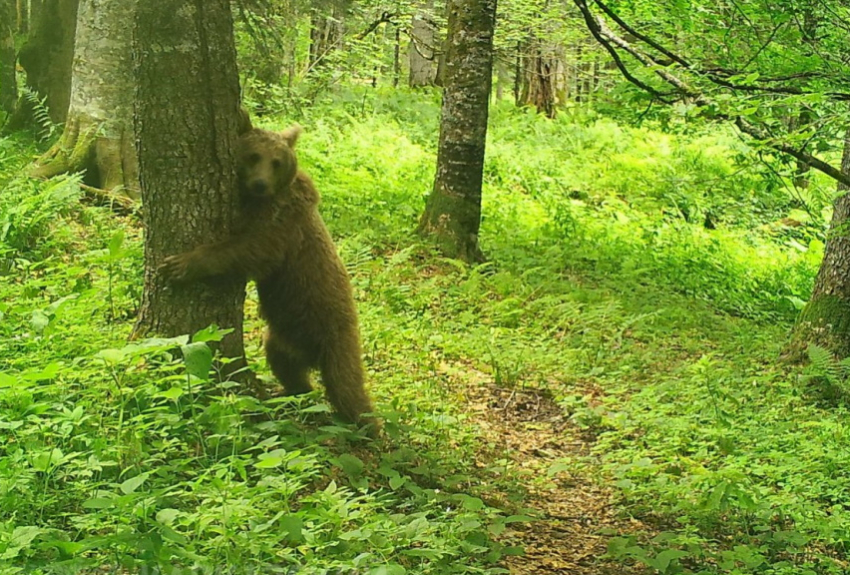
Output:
[{"left": 247, "top": 179, "right": 271, "bottom": 197}]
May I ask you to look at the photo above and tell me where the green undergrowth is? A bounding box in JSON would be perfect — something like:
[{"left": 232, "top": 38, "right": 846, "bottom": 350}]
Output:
[{"left": 0, "top": 88, "right": 844, "bottom": 574}]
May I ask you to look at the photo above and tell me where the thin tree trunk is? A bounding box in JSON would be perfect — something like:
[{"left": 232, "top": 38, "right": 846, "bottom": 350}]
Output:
[
  {"left": 29, "top": 0, "right": 139, "bottom": 199},
  {"left": 789, "top": 124, "right": 850, "bottom": 358},
  {"left": 574, "top": 42, "right": 583, "bottom": 102},
  {"left": 393, "top": 25, "right": 400, "bottom": 87},
  {"left": 132, "top": 0, "right": 250, "bottom": 381},
  {"left": 495, "top": 58, "right": 506, "bottom": 100},
  {"left": 8, "top": 0, "right": 77, "bottom": 127},
  {"left": 417, "top": 0, "right": 497, "bottom": 263},
  {"left": 408, "top": 1, "right": 436, "bottom": 87},
  {"left": 513, "top": 41, "right": 521, "bottom": 104},
  {"left": 1, "top": 0, "right": 16, "bottom": 116},
  {"left": 29, "top": 0, "right": 40, "bottom": 25},
  {"left": 309, "top": 5, "right": 344, "bottom": 72},
  {"left": 16, "top": 0, "right": 27, "bottom": 33}
]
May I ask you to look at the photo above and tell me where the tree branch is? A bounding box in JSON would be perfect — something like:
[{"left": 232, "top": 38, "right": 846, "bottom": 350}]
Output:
[
  {"left": 573, "top": 0, "right": 672, "bottom": 102},
  {"left": 735, "top": 117, "right": 850, "bottom": 188},
  {"left": 591, "top": 0, "right": 850, "bottom": 101},
  {"left": 592, "top": 0, "right": 690, "bottom": 68},
  {"left": 576, "top": 1, "right": 850, "bottom": 188},
  {"left": 356, "top": 11, "right": 398, "bottom": 40}
]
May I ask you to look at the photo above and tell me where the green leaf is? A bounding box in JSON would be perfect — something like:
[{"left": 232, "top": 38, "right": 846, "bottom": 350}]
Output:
[
  {"left": 646, "top": 549, "right": 689, "bottom": 572},
  {"left": 279, "top": 515, "right": 305, "bottom": 544},
  {"left": 119, "top": 472, "right": 150, "bottom": 494},
  {"left": 107, "top": 229, "right": 125, "bottom": 258},
  {"left": 367, "top": 564, "right": 406, "bottom": 575},
  {"left": 22, "top": 362, "right": 63, "bottom": 381},
  {"left": 192, "top": 324, "right": 233, "bottom": 343},
  {"left": 0, "top": 372, "right": 18, "bottom": 387},
  {"left": 547, "top": 458, "right": 572, "bottom": 476},
  {"left": 334, "top": 453, "right": 365, "bottom": 477},
  {"left": 30, "top": 309, "right": 50, "bottom": 333},
  {"left": 10, "top": 526, "right": 43, "bottom": 547},
  {"left": 156, "top": 508, "right": 180, "bottom": 525},
  {"left": 96, "top": 348, "right": 127, "bottom": 365},
  {"left": 181, "top": 341, "right": 213, "bottom": 381},
  {"left": 82, "top": 498, "right": 115, "bottom": 509},
  {"left": 157, "top": 386, "right": 184, "bottom": 400},
  {"left": 459, "top": 495, "right": 485, "bottom": 511},
  {"left": 256, "top": 455, "right": 284, "bottom": 469}
]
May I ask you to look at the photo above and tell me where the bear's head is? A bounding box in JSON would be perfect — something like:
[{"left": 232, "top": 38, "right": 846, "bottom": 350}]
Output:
[{"left": 237, "top": 125, "right": 302, "bottom": 200}]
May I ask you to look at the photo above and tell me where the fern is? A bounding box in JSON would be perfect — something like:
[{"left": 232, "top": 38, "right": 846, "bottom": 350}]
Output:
[
  {"left": 806, "top": 344, "right": 844, "bottom": 385},
  {"left": 22, "top": 87, "right": 59, "bottom": 141}
]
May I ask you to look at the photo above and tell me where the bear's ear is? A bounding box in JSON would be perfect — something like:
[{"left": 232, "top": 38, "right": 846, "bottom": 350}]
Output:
[
  {"left": 281, "top": 124, "right": 303, "bottom": 148},
  {"left": 236, "top": 105, "right": 254, "bottom": 135}
]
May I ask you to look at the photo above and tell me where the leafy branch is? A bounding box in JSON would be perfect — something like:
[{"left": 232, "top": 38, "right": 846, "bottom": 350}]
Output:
[{"left": 572, "top": 0, "right": 850, "bottom": 188}]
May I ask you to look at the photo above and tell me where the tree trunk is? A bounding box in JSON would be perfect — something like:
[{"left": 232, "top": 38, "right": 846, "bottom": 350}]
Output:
[
  {"left": 417, "top": 0, "right": 496, "bottom": 263},
  {"left": 408, "top": 1, "right": 436, "bottom": 87},
  {"left": 1, "top": 0, "right": 16, "bottom": 116},
  {"left": 513, "top": 41, "right": 521, "bottom": 103},
  {"left": 520, "top": 37, "right": 557, "bottom": 118},
  {"left": 308, "top": 6, "right": 344, "bottom": 72},
  {"left": 789, "top": 125, "right": 850, "bottom": 358},
  {"left": 393, "top": 25, "right": 400, "bottom": 87},
  {"left": 8, "top": 0, "right": 77, "bottom": 128},
  {"left": 132, "top": 0, "right": 250, "bottom": 380},
  {"left": 16, "top": 0, "right": 27, "bottom": 33},
  {"left": 29, "top": 0, "right": 40, "bottom": 25},
  {"left": 29, "top": 0, "right": 139, "bottom": 199}
]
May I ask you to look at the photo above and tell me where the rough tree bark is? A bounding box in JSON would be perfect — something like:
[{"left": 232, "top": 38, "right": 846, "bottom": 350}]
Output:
[
  {"left": 408, "top": 1, "right": 437, "bottom": 87},
  {"left": 789, "top": 125, "right": 850, "bottom": 358},
  {"left": 1, "top": 0, "right": 16, "bottom": 116},
  {"left": 7, "top": 0, "right": 77, "bottom": 129},
  {"left": 29, "top": 0, "right": 139, "bottom": 199},
  {"left": 417, "top": 0, "right": 497, "bottom": 263},
  {"left": 132, "top": 0, "right": 250, "bottom": 380},
  {"left": 518, "top": 38, "right": 557, "bottom": 118}
]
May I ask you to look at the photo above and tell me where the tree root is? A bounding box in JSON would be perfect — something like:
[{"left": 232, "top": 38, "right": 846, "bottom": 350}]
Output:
[
  {"left": 28, "top": 114, "right": 140, "bottom": 201},
  {"left": 80, "top": 184, "right": 138, "bottom": 215}
]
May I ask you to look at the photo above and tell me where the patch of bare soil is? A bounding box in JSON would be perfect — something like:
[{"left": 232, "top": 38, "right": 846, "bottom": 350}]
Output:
[{"left": 463, "top": 380, "right": 648, "bottom": 575}]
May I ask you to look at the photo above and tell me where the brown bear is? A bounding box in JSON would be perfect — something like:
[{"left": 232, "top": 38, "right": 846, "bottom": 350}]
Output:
[{"left": 159, "top": 126, "right": 376, "bottom": 429}]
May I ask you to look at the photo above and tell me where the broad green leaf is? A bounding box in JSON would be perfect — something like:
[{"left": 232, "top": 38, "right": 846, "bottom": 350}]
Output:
[
  {"left": 119, "top": 472, "right": 150, "bottom": 494},
  {"left": 181, "top": 341, "right": 212, "bottom": 381}
]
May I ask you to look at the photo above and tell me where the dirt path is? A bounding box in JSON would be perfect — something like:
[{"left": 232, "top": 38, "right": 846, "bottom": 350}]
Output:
[{"left": 464, "top": 382, "right": 648, "bottom": 574}]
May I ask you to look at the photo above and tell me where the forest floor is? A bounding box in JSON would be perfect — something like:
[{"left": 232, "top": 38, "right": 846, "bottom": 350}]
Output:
[{"left": 465, "top": 381, "right": 648, "bottom": 575}]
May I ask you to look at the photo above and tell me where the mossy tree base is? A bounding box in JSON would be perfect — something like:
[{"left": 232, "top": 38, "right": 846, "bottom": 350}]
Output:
[
  {"left": 417, "top": 192, "right": 485, "bottom": 263},
  {"left": 786, "top": 295, "right": 850, "bottom": 362},
  {"left": 29, "top": 113, "right": 140, "bottom": 201}
]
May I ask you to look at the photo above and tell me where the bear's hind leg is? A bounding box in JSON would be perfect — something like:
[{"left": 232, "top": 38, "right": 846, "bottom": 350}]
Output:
[
  {"left": 318, "top": 338, "right": 375, "bottom": 425},
  {"left": 264, "top": 329, "right": 312, "bottom": 395}
]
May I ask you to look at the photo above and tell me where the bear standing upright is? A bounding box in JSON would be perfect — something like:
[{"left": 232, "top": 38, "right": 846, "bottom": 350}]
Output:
[{"left": 160, "top": 126, "right": 376, "bottom": 428}]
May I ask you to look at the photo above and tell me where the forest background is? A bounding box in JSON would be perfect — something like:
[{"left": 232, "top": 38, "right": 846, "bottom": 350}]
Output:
[{"left": 2, "top": 0, "right": 850, "bottom": 574}]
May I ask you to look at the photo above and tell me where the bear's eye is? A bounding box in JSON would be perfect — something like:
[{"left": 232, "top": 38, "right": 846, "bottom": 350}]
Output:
[
  {"left": 272, "top": 159, "right": 283, "bottom": 170},
  {"left": 246, "top": 153, "right": 261, "bottom": 165}
]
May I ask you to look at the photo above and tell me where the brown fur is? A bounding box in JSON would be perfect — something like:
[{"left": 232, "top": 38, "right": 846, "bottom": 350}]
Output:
[{"left": 160, "top": 126, "right": 376, "bottom": 428}]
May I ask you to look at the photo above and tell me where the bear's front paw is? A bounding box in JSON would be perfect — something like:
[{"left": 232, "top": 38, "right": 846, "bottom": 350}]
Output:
[{"left": 159, "top": 253, "right": 197, "bottom": 283}]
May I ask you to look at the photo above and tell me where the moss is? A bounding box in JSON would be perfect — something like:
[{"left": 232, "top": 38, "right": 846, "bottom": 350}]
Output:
[
  {"left": 788, "top": 295, "right": 850, "bottom": 360},
  {"left": 417, "top": 188, "right": 485, "bottom": 263}
]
